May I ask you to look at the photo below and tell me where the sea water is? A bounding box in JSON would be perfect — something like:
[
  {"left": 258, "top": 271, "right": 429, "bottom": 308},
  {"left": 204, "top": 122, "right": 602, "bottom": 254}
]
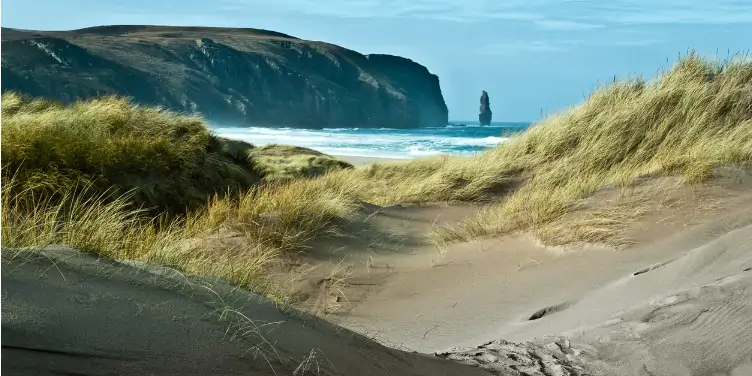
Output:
[{"left": 213, "top": 121, "right": 530, "bottom": 159}]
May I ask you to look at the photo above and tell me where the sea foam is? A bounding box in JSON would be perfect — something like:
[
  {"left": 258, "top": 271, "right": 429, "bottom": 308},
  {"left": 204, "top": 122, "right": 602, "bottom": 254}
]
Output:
[{"left": 213, "top": 123, "right": 528, "bottom": 159}]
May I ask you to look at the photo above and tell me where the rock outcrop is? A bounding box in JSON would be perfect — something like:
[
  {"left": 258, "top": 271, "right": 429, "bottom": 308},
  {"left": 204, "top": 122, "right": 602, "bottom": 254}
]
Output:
[
  {"left": 479, "top": 90, "right": 492, "bottom": 126},
  {"left": 0, "top": 26, "right": 449, "bottom": 129}
]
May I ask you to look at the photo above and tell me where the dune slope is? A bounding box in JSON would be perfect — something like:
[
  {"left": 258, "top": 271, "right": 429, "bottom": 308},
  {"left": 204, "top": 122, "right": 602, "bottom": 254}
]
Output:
[
  {"left": 1, "top": 247, "right": 489, "bottom": 376},
  {"left": 319, "top": 168, "right": 752, "bottom": 375}
]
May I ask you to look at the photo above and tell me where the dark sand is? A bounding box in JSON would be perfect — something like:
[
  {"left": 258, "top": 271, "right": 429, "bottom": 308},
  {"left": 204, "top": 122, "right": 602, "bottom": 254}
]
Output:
[{"left": 1, "top": 246, "right": 489, "bottom": 376}]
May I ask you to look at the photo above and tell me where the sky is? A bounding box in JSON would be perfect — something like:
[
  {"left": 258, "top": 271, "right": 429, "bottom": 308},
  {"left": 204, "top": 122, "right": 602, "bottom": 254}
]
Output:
[{"left": 2, "top": 1, "right": 751, "bottom": 122}]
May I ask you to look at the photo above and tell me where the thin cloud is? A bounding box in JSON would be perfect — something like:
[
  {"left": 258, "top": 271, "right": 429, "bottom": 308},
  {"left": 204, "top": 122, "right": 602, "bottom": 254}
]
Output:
[
  {"left": 220, "top": 0, "right": 544, "bottom": 22},
  {"left": 478, "top": 40, "right": 585, "bottom": 55},
  {"left": 221, "top": 0, "right": 752, "bottom": 27},
  {"left": 422, "top": 12, "right": 544, "bottom": 23},
  {"left": 613, "top": 9, "right": 752, "bottom": 25},
  {"left": 611, "top": 39, "right": 665, "bottom": 46},
  {"left": 477, "top": 37, "right": 664, "bottom": 55},
  {"left": 534, "top": 20, "right": 605, "bottom": 30}
]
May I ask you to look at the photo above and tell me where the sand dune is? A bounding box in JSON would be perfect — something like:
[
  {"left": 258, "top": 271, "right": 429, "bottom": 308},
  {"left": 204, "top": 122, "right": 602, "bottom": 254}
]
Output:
[
  {"left": 307, "top": 170, "right": 752, "bottom": 375},
  {"left": 440, "top": 222, "right": 752, "bottom": 375},
  {"left": 1, "top": 247, "right": 488, "bottom": 376},
  {"left": 3, "top": 171, "right": 752, "bottom": 375}
]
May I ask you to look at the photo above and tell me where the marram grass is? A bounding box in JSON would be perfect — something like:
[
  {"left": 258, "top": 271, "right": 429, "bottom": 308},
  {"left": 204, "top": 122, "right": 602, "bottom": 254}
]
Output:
[{"left": 2, "top": 52, "right": 751, "bottom": 303}]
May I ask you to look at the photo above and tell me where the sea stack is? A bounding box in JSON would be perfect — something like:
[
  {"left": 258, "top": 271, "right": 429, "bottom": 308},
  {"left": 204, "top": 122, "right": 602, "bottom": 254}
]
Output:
[{"left": 479, "top": 90, "right": 492, "bottom": 126}]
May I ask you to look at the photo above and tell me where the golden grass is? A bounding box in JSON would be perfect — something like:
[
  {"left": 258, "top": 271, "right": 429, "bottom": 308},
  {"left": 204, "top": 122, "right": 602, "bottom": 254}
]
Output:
[
  {"left": 338, "top": 154, "right": 514, "bottom": 205},
  {"left": 1, "top": 93, "right": 261, "bottom": 214},
  {"left": 420, "top": 53, "right": 752, "bottom": 246},
  {"left": 189, "top": 173, "right": 366, "bottom": 253},
  {"left": 250, "top": 144, "right": 354, "bottom": 182},
  {"left": 528, "top": 180, "right": 685, "bottom": 249},
  {"left": 1, "top": 94, "right": 359, "bottom": 304},
  {"left": 0, "top": 176, "right": 282, "bottom": 294},
  {"left": 1, "top": 173, "right": 366, "bottom": 306},
  {"left": 322, "top": 52, "right": 751, "bottom": 247},
  {"left": 2, "top": 52, "right": 751, "bottom": 308},
  {"left": 1, "top": 93, "right": 353, "bottom": 214}
]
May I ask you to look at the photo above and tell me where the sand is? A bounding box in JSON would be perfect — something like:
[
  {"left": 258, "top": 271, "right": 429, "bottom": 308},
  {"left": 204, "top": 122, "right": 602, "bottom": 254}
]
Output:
[
  {"left": 292, "top": 167, "right": 752, "bottom": 375},
  {"left": 1, "top": 246, "right": 488, "bottom": 376},
  {"left": 4, "top": 167, "right": 752, "bottom": 375}
]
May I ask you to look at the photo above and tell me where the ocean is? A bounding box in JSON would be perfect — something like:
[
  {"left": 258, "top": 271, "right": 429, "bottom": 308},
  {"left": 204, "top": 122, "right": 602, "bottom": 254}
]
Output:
[{"left": 213, "top": 121, "right": 531, "bottom": 159}]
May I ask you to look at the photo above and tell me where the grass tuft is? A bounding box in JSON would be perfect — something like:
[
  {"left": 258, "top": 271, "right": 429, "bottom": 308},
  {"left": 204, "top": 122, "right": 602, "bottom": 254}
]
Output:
[
  {"left": 1, "top": 93, "right": 358, "bottom": 304},
  {"left": 250, "top": 144, "right": 355, "bottom": 182},
  {"left": 423, "top": 52, "right": 752, "bottom": 246},
  {"left": 1, "top": 92, "right": 261, "bottom": 214}
]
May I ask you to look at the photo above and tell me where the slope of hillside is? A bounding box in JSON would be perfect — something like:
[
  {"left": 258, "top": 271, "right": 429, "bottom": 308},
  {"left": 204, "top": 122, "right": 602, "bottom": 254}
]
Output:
[{"left": 1, "top": 25, "right": 448, "bottom": 129}]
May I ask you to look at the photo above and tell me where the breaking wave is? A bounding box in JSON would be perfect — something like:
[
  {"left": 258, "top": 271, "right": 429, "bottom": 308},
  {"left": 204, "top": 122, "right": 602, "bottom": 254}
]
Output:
[{"left": 212, "top": 122, "right": 529, "bottom": 159}]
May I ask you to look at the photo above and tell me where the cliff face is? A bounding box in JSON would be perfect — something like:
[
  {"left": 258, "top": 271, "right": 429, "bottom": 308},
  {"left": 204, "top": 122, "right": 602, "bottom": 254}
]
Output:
[{"left": 1, "top": 26, "right": 449, "bottom": 129}]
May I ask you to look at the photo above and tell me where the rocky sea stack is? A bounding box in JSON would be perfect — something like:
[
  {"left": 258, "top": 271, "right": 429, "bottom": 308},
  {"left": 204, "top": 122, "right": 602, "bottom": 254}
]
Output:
[
  {"left": 0, "top": 25, "right": 449, "bottom": 129},
  {"left": 479, "top": 90, "right": 492, "bottom": 126}
]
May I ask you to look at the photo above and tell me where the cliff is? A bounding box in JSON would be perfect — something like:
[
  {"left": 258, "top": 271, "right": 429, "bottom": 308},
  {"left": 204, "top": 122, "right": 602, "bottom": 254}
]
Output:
[{"left": 0, "top": 25, "right": 449, "bottom": 129}]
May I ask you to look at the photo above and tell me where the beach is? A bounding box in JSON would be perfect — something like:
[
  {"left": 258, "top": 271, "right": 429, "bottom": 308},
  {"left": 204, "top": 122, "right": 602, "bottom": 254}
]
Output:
[
  {"left": 4, "top": 54, "right": 752, "bottom": 376},
  {"left": 6, "top": 167, "right": 752, "bottom": 376}
]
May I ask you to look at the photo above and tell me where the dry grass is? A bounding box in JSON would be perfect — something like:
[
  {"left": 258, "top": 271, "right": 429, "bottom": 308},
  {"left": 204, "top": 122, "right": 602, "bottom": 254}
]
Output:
[
  {"left": 3, "top": 52, "right": 751, "bottom": 308},
  {"left": 0, "top": 173, "right": 363, "bottom": 304},
  {"left": 530, "top": 180, "right": 685, "bottom": 249},
  {"left": 0, "top": 176, "right": 284, "bottom": 295},
  {"left": 250, "top": 144, "right": 354, "bottom": 182},
  {"left": 345, "top": 52, "right": 751, "bottom": 247},
  {"left": 1, "top": 93, "right": 352, "bottom": 215},
  {"left": 189, "top": 173, "right": 366, "bottom": 253},
  {"left": 339, "top": 154, "right": 515, "bottom": 205},
  {"left": 1, "top": 93, "right": 261, "bottom": 214},
  {"left": 1, "top": 94, "right": 359, "bottom": 304}
]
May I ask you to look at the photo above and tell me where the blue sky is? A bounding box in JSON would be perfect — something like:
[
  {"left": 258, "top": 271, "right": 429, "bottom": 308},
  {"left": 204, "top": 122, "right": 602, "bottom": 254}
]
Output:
[{"left": 3, "top": 1, "right": 751, "bottom": 122}]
